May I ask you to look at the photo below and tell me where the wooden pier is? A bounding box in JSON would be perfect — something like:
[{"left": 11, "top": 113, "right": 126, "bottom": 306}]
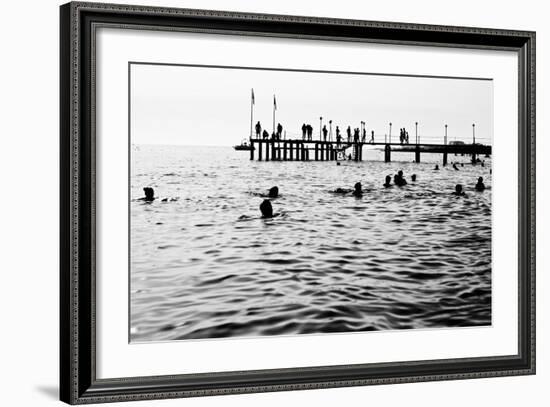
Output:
[{"left": 248, "top": 138, "right": 491, "bottom": 164}]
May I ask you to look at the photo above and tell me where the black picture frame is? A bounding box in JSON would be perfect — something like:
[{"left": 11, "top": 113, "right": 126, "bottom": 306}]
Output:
[{"left": 60, "top": 2, "right": 536, "bottom": 404}]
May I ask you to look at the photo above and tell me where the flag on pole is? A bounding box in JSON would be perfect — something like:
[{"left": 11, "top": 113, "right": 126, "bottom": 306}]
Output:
[
  {"left": 251, "top": 88, "right": 255, "bottom": 105},
  {"left": 273, "top": 95, "right": 277, "bottom": 110}
]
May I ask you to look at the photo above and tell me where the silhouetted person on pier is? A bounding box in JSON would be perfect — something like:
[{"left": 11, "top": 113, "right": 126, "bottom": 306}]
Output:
[
  {"left": 336, "top": 126, "right": 341, "bottom": 147},
  {"left": 383, "top": 175, "right": 392, "bottom": 188},
  {"left": 268, "top": 186, "right": 279, "bottom": 198},
  {"left": 277, "top": 123, "right": 283, "bottom": 140},
  {"left": 260, "top": 199, "right": 273, "bottom": 218},
  {"left": 302, "top": 123, "right": 307, "bottom": 140},
  {"left": 346, "top": 126, "right": 352, "bottom": 143},
  {"left": 434, "top": 164, "right": 440, "bottom": 170},
  {"left": 453, "top": 163, "right": 459, "bottom": 171},
  {"left": 362, "top": 127, "right": 367, "bottom": 143},
  {"left": 475, "top": 177, "right": 486, "bottom": 192},
  {"left": 322, "top": 125, "right": 328, "bottom": 141},
  {"left": 139, "top": 187, "right": 155, "bottom": 202},
  {"left": 306, "top": 124, "right": 313, "bottom": 140},
  {"left": 352, "top": 182, "right": 363, "bottom": 197},
  {"left": 405, "top": 131, "right": 409, "bottom": 144},
  {"left": 452, "top": 184, "right": 466, "bottom": 196},
  {"left": 255, "top": 121, "right": 262, "bottom": 138},
  {"left": 400, "top": 128, "right": 404, "bottom": 144},
  {"left": 353, "top": 128, "right": 360, "bottom": 143},
  {"left": 370, "top": 130, "right": 375, "bottom": 143},
  {"left": 411, "top": 174, "right": 417, "bottom": 182},
  {"left": 262, "top": 129, "right": 269, "bottom": 139}
]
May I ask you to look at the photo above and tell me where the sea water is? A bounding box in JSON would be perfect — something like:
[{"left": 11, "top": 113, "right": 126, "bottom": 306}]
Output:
[{"left": 130, "top": 144, "right": 491, "bottom": 341}]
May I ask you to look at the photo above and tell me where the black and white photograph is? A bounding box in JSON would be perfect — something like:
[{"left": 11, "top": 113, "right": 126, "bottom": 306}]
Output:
[{"left": 129, "top": 62, "right": 493, "bottom": 342}]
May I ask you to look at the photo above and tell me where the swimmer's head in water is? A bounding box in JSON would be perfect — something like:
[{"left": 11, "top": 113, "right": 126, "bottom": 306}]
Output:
[
  {"left": 455, "top": 184, "right": 463, "bottom": 194},
  {"left": 268, "top": 186, "right": 279, "bottom": 198},
  {"left": 143, "top": 187, "right": 154, "bottom": 201},
  {"left": 354, "top": 182, "right": 362, "bottom": 192},
  {"left": 398, "top": 170, "right": 404, "bottom": 177},
  {"left": 260, "top": 199, "right": 273, "bottom": 218},
  {"left": 385, "top": 175, "right": 391, "bottom": 184},
  {"left": 478, "top": 177, "right": 484, "bottom": 183},
  {"left": 411, "top": 174, "right": 417, "bottom": 181}
]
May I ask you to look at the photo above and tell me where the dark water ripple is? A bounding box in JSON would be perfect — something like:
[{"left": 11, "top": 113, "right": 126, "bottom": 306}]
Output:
[{"left": 130, "top": 145, "right": 492, "bottom": 342}]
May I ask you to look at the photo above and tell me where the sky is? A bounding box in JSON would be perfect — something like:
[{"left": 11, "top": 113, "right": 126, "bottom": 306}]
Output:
[{"left": 130, "top": 63, "right": 493, "bottom": 147}]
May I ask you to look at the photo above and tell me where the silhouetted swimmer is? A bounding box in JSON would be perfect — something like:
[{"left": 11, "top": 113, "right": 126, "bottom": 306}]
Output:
[
  {"left": 453, "top": 163, "right": 459, "bottom": 171},
  {"left": 139, "top": 187, "right": 155, "bottom": 202},
  {"left": 383, "top": 175, "right": 392, "bottom": 188},
  {"left": 352, "top": 182, "right": 363, "bottom": 197},
  {"left": 268, "top": 186, "right": 279, "bottom": 198},
  {"left": 452, "top": 184, "right": 466, "bottom": 196},
  {"left": 336, "top": 162, "right": 341, "bottom": 166},
  {"left": 411, "top": 174, "right": 417, "bottom": 182},
  {"left": 475, "top": 177, "right": 486, "bottom": 192},
  {"left": 260, "top": 199, "right": 273, "bottom": 218},
  {"left": 394, "top": 170, "right": 407, "bottom": 186},
  {"left": 434, "top": 164, "right": 440, "bottom": 170}
]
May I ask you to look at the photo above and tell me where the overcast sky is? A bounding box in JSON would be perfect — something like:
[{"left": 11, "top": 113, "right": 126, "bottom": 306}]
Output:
[{"left": 130, "top": 63, "right": 493, "bottom": 146}]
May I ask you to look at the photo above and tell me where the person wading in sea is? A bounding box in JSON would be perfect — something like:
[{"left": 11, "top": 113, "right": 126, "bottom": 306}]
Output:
[
  {"left": 139, "top": 187, "right": 155, "bottom": 202},
  {"left": 475, "top": 177, "right": 486, "bottom": 192},
  {"left": 452, "top": 184, "right": 466, "bottom": 196},
  {"left": 260, "top": 199, "right": 273, "bottom": 218}
]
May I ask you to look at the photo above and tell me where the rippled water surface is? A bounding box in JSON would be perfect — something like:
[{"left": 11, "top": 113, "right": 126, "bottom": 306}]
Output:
[{"left": 130, "top": 145, "right": 491, "bottom": 342}]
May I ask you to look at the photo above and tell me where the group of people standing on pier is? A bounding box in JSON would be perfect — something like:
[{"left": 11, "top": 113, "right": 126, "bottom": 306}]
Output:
[
  {"left": 254, "top": 120, "right": 377, "bottom": 145},
  {"left": 255, "top": 121, "right": 284, "bottom": 141},
  {"left": 301, "top": 123, "right": 315, "bottom": 140}
]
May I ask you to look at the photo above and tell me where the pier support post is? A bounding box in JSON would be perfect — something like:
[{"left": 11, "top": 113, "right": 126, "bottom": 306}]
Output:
[
  {"left": 471, "top": 152, "right": 477, "bottom": 164},
  {"left": 271, "top": 142, "right": 275, "bottom": 161},
  {"left": 320, "top": 143, "right": 325, "bottom": 161},
  {"left": 250, "top": 140, "right": 254, "bottom": 160},
  {"left": 283, "top": 142, "right": 287, "bottom": 160},
  {"left": 384, "top": 144, "right": 391, "bottom": 163},
  {"left": 415, "top": 145, "right": 421, "bottom": 163},
  {"left": 315, "top": 144, "right": 318, "bottom": 161},
  {"left": 258, "top": 141, "right": 263, "bottom": 161},
  {"left": 289, "top": 142, "right": 293, "bottom": 161},
  {"left": 443, "top": 151, "right": 448, "bottom": 166}
]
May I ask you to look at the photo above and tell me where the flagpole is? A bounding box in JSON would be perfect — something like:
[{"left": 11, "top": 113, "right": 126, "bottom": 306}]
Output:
[
  {"left": 272, "top": 95, "right": 276, "bottom": 135},
  {"left": 250, "top": 89, "right": 254, "bottom": 139}
]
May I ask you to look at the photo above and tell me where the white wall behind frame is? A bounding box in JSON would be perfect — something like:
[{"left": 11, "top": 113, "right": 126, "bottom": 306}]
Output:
[{"left": 0, "top": 0, "right": 546, "bottom": 407}]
